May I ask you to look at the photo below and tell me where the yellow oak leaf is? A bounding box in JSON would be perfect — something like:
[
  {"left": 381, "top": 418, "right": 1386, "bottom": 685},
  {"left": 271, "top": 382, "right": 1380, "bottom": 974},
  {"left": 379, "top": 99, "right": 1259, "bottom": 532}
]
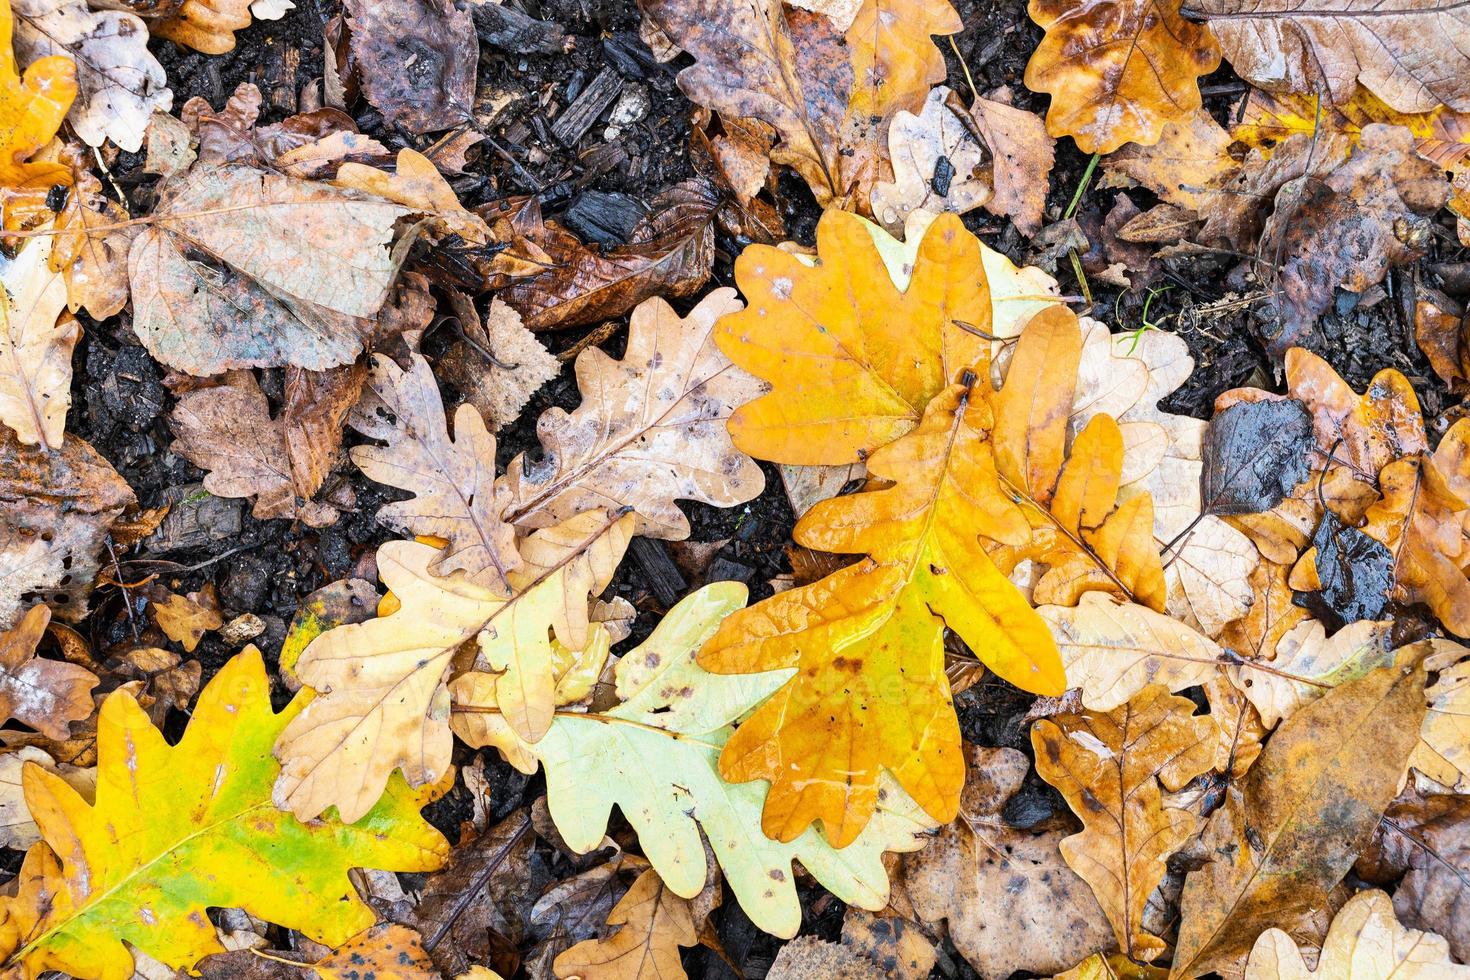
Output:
[
  {"left": 0, "top": 0, "right": 73, "bottom": 189},
  {"left": 1034, "top": 686, "right": 1215, "bottom": 962},
  {"left": 702, "top": 295, "right": 1163, "bottom": 848},
  {"left": 0, "top": 648, "right": 447, "bottom": 980},
  {"left": 1023, "top": 0, "right": 1221, "bottom": 153},
  {"left": 273, "top": 509, "right": 632, "bottom": 823},
  {"left": 717, "top": 209, "right": 1059, "bottom": 465}
]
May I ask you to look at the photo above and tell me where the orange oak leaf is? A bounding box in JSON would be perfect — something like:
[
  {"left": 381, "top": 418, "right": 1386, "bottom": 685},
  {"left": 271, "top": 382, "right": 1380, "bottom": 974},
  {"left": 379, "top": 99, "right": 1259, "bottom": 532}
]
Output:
[
  {"left": 0, "top": 0, "right": 74, "bottom": 189},
  {"left": 717, "top": 209, "right": 1001, "bottom": 464},
  {"left": 1023, "top": 0, "right": 1220, "bottom": 153},
  {"left": 701, "top": 303, "right": 1163, "bottom": 848}
]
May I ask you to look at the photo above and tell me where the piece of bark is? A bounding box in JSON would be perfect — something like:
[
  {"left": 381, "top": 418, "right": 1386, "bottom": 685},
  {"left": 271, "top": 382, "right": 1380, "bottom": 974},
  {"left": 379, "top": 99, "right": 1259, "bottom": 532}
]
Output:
[
  {"left": 467, "top": 0, "right": 568, "bottom": 54},
  {"left": 629, "top": 537, "right": 686, "bottom": 607},
  {"left": 552, "top": 69, "right": 624, "bottom": 146}
]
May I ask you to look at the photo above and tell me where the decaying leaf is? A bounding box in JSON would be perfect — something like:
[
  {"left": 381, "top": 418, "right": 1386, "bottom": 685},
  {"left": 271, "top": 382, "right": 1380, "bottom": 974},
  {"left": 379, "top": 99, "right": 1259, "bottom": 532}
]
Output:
[
  {"left": 1201, "top": 399, "right": 1314, "bottom": 516},
  {"left": 129, "top": 162, "right": 413, "bottom": 375},
  {"left": 452, "top": 582, "right": 933, "bottom": 939},
  {"left": 499, "top": 289, "right": 764, "bottom": 540},
  {"left": 274, "top": 512, "right": 631, "bottom": 823},
  {"left": 343, "top": 0, "right": 475, "bottom": 132},
  {"left": 0, "top": 604, "right": 96, "bottom": 741},
  {"left": 900, "top": 745, "right": 1114, "bottom": 979},
  {"left": 0, "top": 429, "right": 134, "bottom": 628},
  {"left": 170, "top": 371, "right": 343, "bottom": 528},
  {"left": 1035, "top": 686, "right": 1215, "bottom": 961},
  {"left": 970, "top": 89, "right": 1056, "bottom": 236},
  {"left": 277, "top": 578, "right": 379, "bottom": 687},
  {"left": 0, "top": 0, "right": 74, "bottom": 189},
  {"left": 552, "top": 869, "right": 697, "bottom": 980},
  {"left": 349, "top": 351, "right": 521, "bottom": 588},
  {"left": 1244, "top": 888, "right": 1469, "bottom": 979},
  {"left": 1360, "top": 789, "right": 1470, "bottom": 961},
  {"left": 43, "top": 142, "right": 135, "bottom": 320},
  {"left": 1023, "top": 0, "right": 1220, "bottom": 153},
  {"left": 10, "top": 0, "right": 170, "bottom": 152},
  {"left": 1102, "top": 110, "right": 1234, "bottom": 211},
  {"left": 488, "top": 181, "right": 718, "bottom": 331},
  {"left": 1411, "top": 656, "right": 1470, "bottom": 791},
  {"left": 766, "top": 910, "right": 936, "bottom": 980},
  {"left": 0, "top": 229, "right": 74, "bottom": 449},
  {"left": 1254, "top": 125, "right": 1449, "bottom": 355},
  {"left": 310, "top": 923, "right": 439, "bottom": 980},
  {"left": 435, "top": 296, "right": 558, "bottom": 433},
  {"left": 0, "top": 649, "right": 448, "bottom": 980},
  {"left": 1172, "top": 655, "right": 1427, "bottom": 978},
  {"left": 144, "top": 583, "right": 222, "bottom": 653},
  {"left": 1188, "top": 0, "right": 1470, "bottom": 113}
]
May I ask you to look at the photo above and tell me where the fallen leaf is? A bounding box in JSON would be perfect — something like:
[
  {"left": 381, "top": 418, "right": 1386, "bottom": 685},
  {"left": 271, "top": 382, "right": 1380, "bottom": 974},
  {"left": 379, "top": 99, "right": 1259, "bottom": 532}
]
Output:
[
  {"left": 333, "top": 148, "right": 490, "bottom": 245},
  {"left": 1201, "top": 399, "right": 1314, "bottom": 516},
  {"left": 0, "top": 0, "right": 74, "bottom": 189},
  {"left": 1102, "top": 110, "right": 1234, "bottom": 211},
  {"left": 1204, "top": 673, "right": 1267, "bottom": 779},
  {"left": 900, "top": 745, "right": 1114, "bottom": 979},
  {"left": 0, "top": 649, "right": 448, "bottom": 979},
  {"left": 1187, "top": 0, "right": 1470, "bottom": 113},
  {"left": 499, "top": 289, "right": 765, "bottom": 540},
  {"left": 970, "top": 90, "right": 1056, "bottom": 235},
  {"left": 282, "top": 360, "right": 368, "bottom": 503},
  {"left": 10, "top": 0, "right": 169, "bottom": 152},
  {"left": 870, "top": 85, "right": 992, "bottom": 234},
  {"left": 144, "top": 583, "right": 222, "bottom": 653},
  {"left": 1254, "top": 125, "right": 1448, "bottom": 355},
  {"left": 0, "top": 746, "right": 92, "bottom": 849},
  {"left": 44, "top": 142, "right": 135, "bottom": 319},
  {"left": 1415, "top": 294, "right": 1470, "bottom": 394},
  {"left": 489, "top": 181, "right": 718, "bottom": 331},
  {"left": 1035, "top": 685, "right": 1215, "bottom": 961},
  {"left": 452, "top": 582, "right": 933, "bottom": 939},
  {"left": 0, "top": 429, "right": 134, "bottom": 628},
  {"left": 0, "top": 604, "right": 96, "bottom": 741},
  {"left": 718, "top": 208, "right": 1064, "bottom": 464},
  {"left": 1023, "top": 0, "right": 1220, "bottom": 153},
  {"left": 312, "top": 924, "right": 438, "bottom": 980},
  {"left": 348, "top": 351, "right": 521, "bottom": 588},
  {"left": 0, "top": 228, "right": 74, "bottom": 449},
  {"left": 1410, "top": 657, "right": 1470, "bottom": 791},
  {"left": 170, "top": 371, "right": 341, "bottom": 528},
  {"left": 274, "top": 512, "right": 631, "bottom": 823},
  {"left": 553, "top": 868, "right": 697, "bottom": 980},
  {"left": 1040, "top": 592, "right": 1221, "bottom": 709},
  {"left": 343, "top": 0, "right": 474, "bottom": 131},
  {"left": 104, "top": 645, "right": 202, "bottom": 727},
  {"left": 435, "top": 296, "right": 558, "bottom": 432},
  {"left": 1361, "top": 418, "right": 1470, "bottom": 637},
  {"left": 1231, "top": 618, "right": 1393, "bottom": 728},
  {"left": 1243, "top": 888, "right": 1468, "bottom": 979},
  {"left": 765, "top": 910, "right": 935, "bottom": 980},
  {"left": 277, "top": 578, "right": 379, "bottom": 687},
  {"left": 129, "top": 162, "right": 413, "bottom": 375},
  {"left": 414, "top": 810, "right": 536, "bottom": 975},
  {"left": 1171, "top": 655, "right": 1427, "bottom": 978},
  {"left": 151, "top": 0, "right": 252, "bottom": 54},
  {"left": 1218, "top": 559, "right": 1308, "bottom": 660},
  {"left": 1359, "top": 789, "right": 1470, "bottom": 961},
  {"left": 1058, "top": 953, "right": 1169, "bottom": 979}
]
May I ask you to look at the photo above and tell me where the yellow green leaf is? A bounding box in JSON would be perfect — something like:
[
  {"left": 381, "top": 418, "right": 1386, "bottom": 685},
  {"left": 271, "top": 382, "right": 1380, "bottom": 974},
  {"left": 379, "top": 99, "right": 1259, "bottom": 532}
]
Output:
[{"left": 0, "top": 648, "right": 448, "bottom": 980}]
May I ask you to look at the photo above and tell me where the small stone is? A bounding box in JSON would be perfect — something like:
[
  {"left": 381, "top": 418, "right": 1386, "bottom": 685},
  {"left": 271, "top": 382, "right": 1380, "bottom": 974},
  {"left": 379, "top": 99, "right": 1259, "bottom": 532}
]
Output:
[
  {"left": 602, "top": 83, "right": 649, "bottom": 140},
  {"left": 219, "top": 613, "right": 266, "bottom": 646}
]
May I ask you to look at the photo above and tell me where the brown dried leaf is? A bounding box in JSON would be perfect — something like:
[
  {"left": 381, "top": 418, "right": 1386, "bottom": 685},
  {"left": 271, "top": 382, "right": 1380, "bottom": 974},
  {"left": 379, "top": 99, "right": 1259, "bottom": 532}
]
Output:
[
  {"left": 900, "top": 745, "right": 1114, "bottom": 979},
  {"left": 1024, "top": 0, "right": 1221, "bottom": 153},
  {"left": 151, "top": 0, "right": 252, "bottom": 54},
  {"left": 349, "top": 350, "right": 520, "bottom": 587},
  {"left": 1414, "top": 294, "right": 1470, "bottom": 394},
  {"left": 436, "top": 296, "right": 559, "bottom": 432},
  {"left": 282, "top": 359, "right": 367, "bottom": 502},
  {"left": 170, "top": 371, "right": 341, "bottom": 528},
  {"left": 1034, "top": 686, "right": 1215, "bottom": 961},
  {"left": 489, "top": 181, "right": 718, "bottom": 331},
  {"left": 0, "top": 429, "right": 134, "bottom": 628},
  {"left": 499, "top": 289, "right": 765, "bottom": 540},
  {"left": 1172, "top": 655, "right": 1427, "bottom": 978},
  {"left": 1188, "top": 0, "right": 1470, "bottom": 113},
  {"left": 1358, "top": 789, "right": 1470, "bottom": 962},
  {"left": 145, "top": 583, "right": 223, "bottom": 653},
  {"left": 1102, "top": 110, "right": 1234, "bottom": 211},
  {"left": 0, "top": 605, "right": 97, "bottom": 740},
  {"left": 766, "top": 909, "right": 935, "bottom": 980},
  {"left": 970, "top": 90, "right": 1056, "bottom": 235},
  {"left": 552, "top": 868, "right": 698, "bottom": 980},
  {"left": 343, "top": 0, "right": 475, "bottom": 131}
]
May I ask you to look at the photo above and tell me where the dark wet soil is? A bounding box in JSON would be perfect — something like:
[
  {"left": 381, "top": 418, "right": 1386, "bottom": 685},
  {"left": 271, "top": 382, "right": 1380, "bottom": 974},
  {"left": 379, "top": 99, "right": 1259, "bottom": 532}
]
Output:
[{"left": 47, "top": 0, "right": 1469, "bottom": 974}]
